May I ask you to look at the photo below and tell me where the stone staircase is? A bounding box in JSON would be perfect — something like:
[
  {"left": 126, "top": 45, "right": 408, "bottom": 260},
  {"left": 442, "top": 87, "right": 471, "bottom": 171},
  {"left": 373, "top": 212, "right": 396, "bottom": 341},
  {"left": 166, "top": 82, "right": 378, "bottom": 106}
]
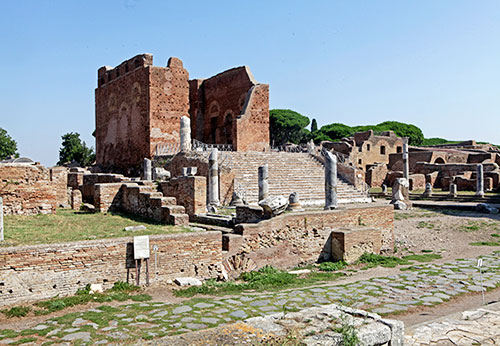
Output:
[
  {"left": 224, "top": 151, "right": 370, "bottom": 206},
  {"left": 120, "top": 183, "right": 189, "bottom": 225}
]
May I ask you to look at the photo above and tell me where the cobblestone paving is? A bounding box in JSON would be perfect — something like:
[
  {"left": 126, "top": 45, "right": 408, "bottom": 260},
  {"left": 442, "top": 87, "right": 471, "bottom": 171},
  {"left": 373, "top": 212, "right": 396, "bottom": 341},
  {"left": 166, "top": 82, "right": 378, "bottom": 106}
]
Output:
[
  {"left": 405, "top": 301, "right": 500, "bottom": 345},
  {"left": 1, "top": 252, "right": 500, "bottom": 345}
]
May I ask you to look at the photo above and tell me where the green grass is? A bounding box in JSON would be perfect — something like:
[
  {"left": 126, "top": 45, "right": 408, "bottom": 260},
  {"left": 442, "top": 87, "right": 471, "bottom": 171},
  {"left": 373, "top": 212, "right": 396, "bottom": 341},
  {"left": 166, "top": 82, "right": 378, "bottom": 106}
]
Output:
[
  {"left": 357, "top": 253, "right": 442, "bottom": 268},
  {"left": 2, "top": 281, "right": 149, "bottom": 318},
  {"left": 2, "top": 209, "right": 192, "bottom": 246},
  {"left": 175, "top": 266, "right": 345, "bottom": 297},
  {"left": 417, "top": 221, "right": 436, "bottom": 229},
  {"left": 469, "top": 241, "right": 500, "bottom": 246},
  {"left": 403, "top": 253, "right": 442, "bottom": 262}
]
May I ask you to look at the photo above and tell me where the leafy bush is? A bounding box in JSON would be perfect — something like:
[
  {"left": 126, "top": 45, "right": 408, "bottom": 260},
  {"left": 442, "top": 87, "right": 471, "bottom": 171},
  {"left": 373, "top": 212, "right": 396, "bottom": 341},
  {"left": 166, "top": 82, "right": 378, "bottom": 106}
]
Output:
[{"left": 318, "top": 261, "right": 346, "bottom": 272}]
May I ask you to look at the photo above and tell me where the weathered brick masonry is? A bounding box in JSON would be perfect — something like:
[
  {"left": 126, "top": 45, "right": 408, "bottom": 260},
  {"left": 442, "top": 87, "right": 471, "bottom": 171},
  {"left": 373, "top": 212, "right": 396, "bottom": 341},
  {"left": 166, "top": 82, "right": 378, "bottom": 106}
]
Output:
[
  {"left": 0, "top": 164, "right": 67, "bottom": 215},
  {"left": 230, "top": 204, "right": 393, "bottom": 270},
  {"left": 0, "top": 232, "right": 222, "bottom": 307}
]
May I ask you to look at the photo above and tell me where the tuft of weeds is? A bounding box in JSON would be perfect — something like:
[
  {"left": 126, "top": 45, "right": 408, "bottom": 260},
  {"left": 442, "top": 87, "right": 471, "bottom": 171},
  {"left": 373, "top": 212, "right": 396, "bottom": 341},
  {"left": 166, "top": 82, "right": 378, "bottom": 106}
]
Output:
[
  {"left": 403, "top": 254, "right": 442, "bottom": 262},
  {"left": 318, "top": 261, "right": 346, "bottom": 272},
  {"left": 356, "top": 253, "right": 410, "bottom": 268},
  {"left": 1, "top": 306, "right": 31, "bottom": 318},
  {"left": 469, "top": 241, "right": 500, "bottom": 246}
]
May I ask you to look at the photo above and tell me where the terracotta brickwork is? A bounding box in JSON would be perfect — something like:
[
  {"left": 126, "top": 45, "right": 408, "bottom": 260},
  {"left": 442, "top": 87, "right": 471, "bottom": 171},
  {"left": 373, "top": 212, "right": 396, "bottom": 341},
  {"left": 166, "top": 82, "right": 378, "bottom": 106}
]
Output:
[
  {"left": 162, "top": 152, "right": 235, "bottom": 205},
  {"left": 160, "top": 176, "right": 206, "bottom": 218},
  {"left": 0, "top": 232, "right": 222, "bottom": 307},
  {"left": 96, "top": 54, "right": 270, "bottom": 171},
  {"left": 231, "top": 204, "right": 394, "bottom": 269},
  {"left": 0, "top": 164, "right": 67, "bottom": 215},
  {"left": 331, "top": 227, "right": 382, "bottom": 264},
  {"left": 189, "top": 67, "right": 270, "bottom": 151},
  {"left": 95, "top": 54, "right": 189, "bottom": 172}
]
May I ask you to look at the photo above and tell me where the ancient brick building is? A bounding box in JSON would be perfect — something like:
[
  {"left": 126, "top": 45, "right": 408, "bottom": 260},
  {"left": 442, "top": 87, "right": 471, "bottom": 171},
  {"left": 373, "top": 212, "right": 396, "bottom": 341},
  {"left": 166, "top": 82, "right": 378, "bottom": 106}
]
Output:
[
  {"left": 95, "top": 54, "right": 269, "bottom": 171},
  {"left": 189, "top": 67, "right": 269, "bottom": 151},
  {"left": 326, "top": 130, "right": 404, "bottom": 173}
]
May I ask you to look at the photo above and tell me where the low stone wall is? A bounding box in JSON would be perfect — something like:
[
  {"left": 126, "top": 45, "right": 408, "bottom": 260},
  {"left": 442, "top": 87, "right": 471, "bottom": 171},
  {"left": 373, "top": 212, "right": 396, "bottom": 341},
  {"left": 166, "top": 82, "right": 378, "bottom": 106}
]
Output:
[
  {"left": 0, "top": 231, "right": 222, "bottom": 307},
  {"left": 231, "top": 204, "right": 393, "bottom": 269},
  {"left": 0, "top": 164, "right": 67, "bottom": 215},
  {"left": 82, "top": 173, "right": 130, "bottom": 204}
]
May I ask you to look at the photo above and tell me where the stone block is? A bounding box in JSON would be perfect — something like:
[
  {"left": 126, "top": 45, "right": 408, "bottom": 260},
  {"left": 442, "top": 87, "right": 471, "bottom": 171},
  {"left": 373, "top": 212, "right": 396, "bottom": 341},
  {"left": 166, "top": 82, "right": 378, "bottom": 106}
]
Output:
[
  {"left": 331, "top": 227, "right": 382, "bottom": 264},
  {"left": 70, "top": 189, "right": 82, "bottom": 210}
]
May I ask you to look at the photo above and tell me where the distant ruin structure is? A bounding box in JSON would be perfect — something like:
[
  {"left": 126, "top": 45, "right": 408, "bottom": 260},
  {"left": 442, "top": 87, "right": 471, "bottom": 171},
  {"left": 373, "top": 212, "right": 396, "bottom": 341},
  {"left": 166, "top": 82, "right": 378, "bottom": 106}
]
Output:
[{"left": 95, "top": 54, "right": 269, "bottom": 172}]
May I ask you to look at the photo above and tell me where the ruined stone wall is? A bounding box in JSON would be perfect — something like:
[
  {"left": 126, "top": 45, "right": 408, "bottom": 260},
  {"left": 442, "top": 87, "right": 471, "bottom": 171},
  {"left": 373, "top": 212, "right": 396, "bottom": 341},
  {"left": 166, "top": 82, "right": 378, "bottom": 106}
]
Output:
[
  {"left": 160, "top": 176, "right": 206, "bottom": 217},
  {"left": 0, "top": 164, "right": 67, "bottom": 215},
  {"left": 49, "top": 167, "right": 68, "bottom": 206},
  {"left": 231, "top": 205, "right": 394, "bottom": 269},
  {"left": 0, "top": 232, "right": 222, "bottom": 307},
  {"left": 164, "top": 152, "right": 235, "bottom": 205},
  {"left": 366, "top": 164, "right": 388, "bottom": 188},
  {"left": 82, "top": 173, "right": 129, "bottom": 204},
  {"left": 95, "top": 54, "right": 152, "bottom": 171}
]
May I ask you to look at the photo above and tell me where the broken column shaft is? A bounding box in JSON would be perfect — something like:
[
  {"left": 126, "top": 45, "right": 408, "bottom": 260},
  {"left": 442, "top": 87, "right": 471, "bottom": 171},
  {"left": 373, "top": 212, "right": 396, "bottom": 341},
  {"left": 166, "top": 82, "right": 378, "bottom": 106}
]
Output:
[
  {"left": 208, "top": 149, "right": 220, "bottom": 206},
  {"left": 258, "top": 164, "right": 269, "bottom": 202},
  {"left": 324, "top": 151, "right": 338, "bottom": 210}
]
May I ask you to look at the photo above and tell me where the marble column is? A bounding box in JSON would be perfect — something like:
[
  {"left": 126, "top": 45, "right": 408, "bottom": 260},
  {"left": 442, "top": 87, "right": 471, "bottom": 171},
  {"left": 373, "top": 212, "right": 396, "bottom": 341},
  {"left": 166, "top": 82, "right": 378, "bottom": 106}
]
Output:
[
  {"left": 258, "top": 164, "right": 269, "bottom": 202},
  {"left": 449, "top": 183, "right": 457, "bottom": 198},
  {"left": 476, "top": 164, "right": 485, "bottom": 197},
  {"left": 180, "top": 116, "right": 192, "bottom": 152},
  {"left": 208, "top": 149, "right": 220, "bottom": 206},
  {"left": 403, "top": 138, "right": 409, "bottom": 180},
  {"left": 143, "top": 158, "right": 152, "bottom": 181},
  {"left": 324, "top": 151, "right": 338, "bottom": 210}
]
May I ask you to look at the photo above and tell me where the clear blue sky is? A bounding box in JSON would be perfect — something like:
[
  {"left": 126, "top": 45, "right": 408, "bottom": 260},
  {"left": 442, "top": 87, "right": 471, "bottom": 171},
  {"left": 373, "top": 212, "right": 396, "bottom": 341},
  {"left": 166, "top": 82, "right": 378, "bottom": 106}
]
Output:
[{"left": 1, "top": 1, "right": 499, "bottom": 166}]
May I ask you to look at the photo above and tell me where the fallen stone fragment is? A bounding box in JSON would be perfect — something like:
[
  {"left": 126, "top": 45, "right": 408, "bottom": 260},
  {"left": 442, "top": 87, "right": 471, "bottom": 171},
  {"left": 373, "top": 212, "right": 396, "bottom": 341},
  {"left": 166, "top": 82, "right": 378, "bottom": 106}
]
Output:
[
  {"left": 174, "top": 277, "right": 202, "bottom": 287},
  {"left": 124, "top": 225, "right": 147, "bottom": 232}
]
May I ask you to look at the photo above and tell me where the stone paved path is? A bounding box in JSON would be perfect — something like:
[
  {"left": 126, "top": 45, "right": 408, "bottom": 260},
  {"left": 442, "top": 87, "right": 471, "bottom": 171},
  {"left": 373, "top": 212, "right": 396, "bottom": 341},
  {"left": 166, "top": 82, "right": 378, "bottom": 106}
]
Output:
[
  {"left": 405, "top": 301, "right": 500, "bottom": 345},
  {"left": 1, "top": 252, "right": 500, "bottom": 345}
]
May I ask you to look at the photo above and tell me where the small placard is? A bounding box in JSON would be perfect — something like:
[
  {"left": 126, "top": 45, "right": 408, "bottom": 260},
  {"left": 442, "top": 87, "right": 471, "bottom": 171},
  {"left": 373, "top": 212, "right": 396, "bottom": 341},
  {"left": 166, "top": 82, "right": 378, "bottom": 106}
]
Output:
[
  {"left": 478, "top": 258, "right": 483, "bottom": 268},
  {"left": 134, "top": 235, "right": 150, "bottom": 259}
]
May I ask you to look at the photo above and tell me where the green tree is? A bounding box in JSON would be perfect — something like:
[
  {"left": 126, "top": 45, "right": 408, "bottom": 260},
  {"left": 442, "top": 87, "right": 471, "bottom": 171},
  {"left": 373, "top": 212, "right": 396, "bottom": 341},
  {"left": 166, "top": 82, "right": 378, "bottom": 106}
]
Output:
[
  {"left": 0, "top": 128, "right": 19, "bottom": 160},
  {"left": 311, "top": 118, "right": 318, "bottom": 133},
  {"left": 314, "top": 123, "right": 353, "bottom": 143},
  {"left": 57, "top": 132, "right": 95, "bottom": 166},
  {"left": 269, "top": 109, "right": 310, "bottom": 145}
]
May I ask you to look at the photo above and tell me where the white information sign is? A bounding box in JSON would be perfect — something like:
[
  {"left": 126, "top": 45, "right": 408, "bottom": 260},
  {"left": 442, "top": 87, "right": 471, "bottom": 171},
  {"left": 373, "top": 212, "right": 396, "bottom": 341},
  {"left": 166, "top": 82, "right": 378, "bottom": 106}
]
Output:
[{"left": 133, "top": 235, "right": 150, "bottom": 259}]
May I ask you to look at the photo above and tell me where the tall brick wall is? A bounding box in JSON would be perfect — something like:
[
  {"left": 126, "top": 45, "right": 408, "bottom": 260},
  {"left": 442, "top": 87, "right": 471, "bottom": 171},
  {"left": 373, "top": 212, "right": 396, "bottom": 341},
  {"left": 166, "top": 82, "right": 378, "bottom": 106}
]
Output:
[
  {"left": 234, "top": 84, "right": 270, "bottom": 151},
  {"left": 0, "top": 232, "right": 222, "bottom": 307},
  {"left": 0, "top": 164, "right": 67, "bottom": 215},
  {"left": 148, "top": 57, "right": 190, "bottom": 152},
  {"left": 95, "top": 54, "right": 152, "bottom": 171},
  {"left": 189, "top": 66, "right": 270, "bottom": 151},
  {"left": 231, "top": 205, "right": 394, "bottom": 269}
]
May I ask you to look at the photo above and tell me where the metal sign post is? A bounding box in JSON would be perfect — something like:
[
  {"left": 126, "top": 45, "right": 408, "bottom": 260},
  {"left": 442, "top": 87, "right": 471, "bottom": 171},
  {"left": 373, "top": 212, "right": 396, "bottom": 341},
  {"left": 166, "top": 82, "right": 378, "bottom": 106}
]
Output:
[{"left": 478, "top": 258, "right": 485, "bottom": 305}]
